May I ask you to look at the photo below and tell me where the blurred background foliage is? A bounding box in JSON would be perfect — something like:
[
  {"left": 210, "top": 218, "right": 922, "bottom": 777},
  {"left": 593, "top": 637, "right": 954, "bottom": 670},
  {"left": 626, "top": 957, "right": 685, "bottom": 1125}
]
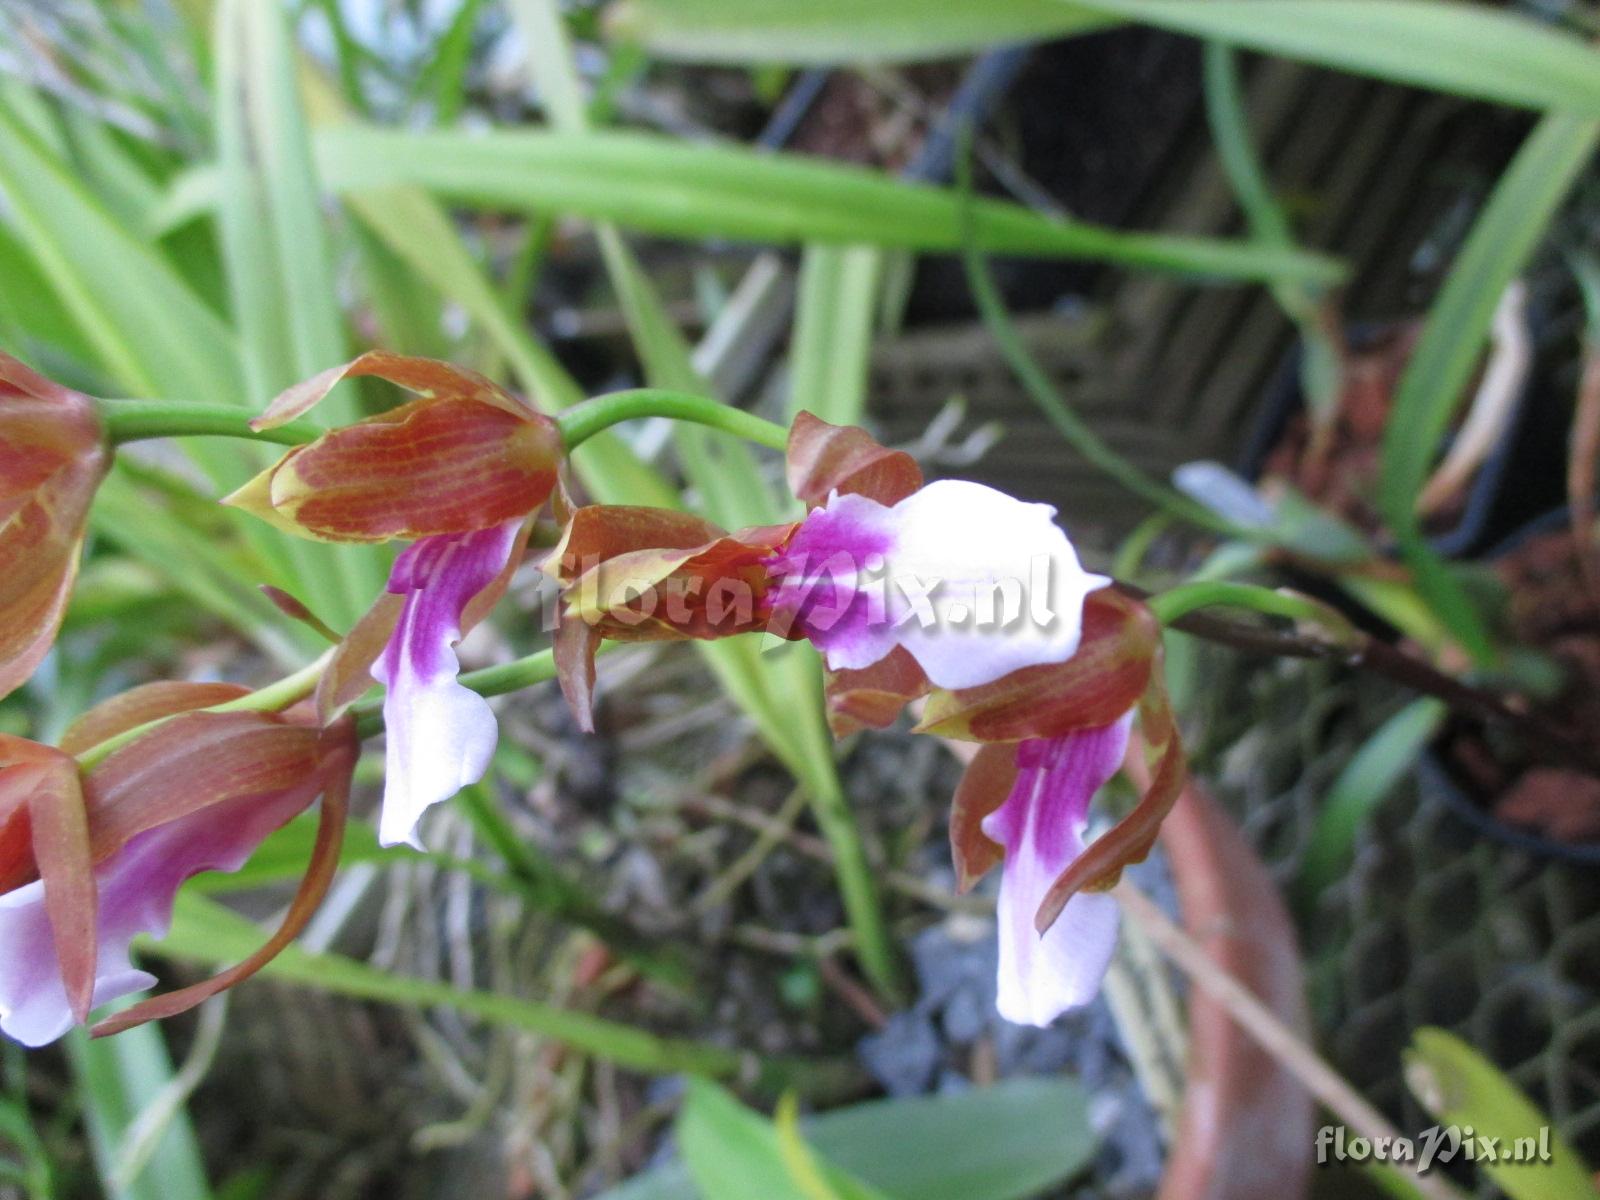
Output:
[{"left": 1, "top": 0, "right": 1598, "bottom": 1197}]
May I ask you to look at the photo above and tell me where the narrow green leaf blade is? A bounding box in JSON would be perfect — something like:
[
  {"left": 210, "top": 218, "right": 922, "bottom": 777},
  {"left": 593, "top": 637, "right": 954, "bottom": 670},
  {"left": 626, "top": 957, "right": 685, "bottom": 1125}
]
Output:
[
  {"left": 1076, "top": 0, "right": 1600, "bottom": 116},
  {"left": 1406, "top": 1028, "right": 1600, "bottom": 1199},
  {"left": 789, "top": 244, "right": 883, "bottom": 425},
  {"left": 1377, "top": 112, "right": 1600, "bottom": 661},
  {"left": 608, "top": 0, "right": 1114, "bottom": 65}
]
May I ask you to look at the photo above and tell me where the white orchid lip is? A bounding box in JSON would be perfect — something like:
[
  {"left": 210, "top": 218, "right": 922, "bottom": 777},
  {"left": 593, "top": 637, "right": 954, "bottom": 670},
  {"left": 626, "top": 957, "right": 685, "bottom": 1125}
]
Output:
[
  {"left": 770, "top": 479, "right": 1108, "bottom": 690},
  {"left": 373, "top": 518, "right": 522, "bottom": 849},
  {"left": 982, "top": 715, "right": 1132, "bottom": 1027},
  {"left": 0, "top": 789, "right": 314, "bottom": 1047}
]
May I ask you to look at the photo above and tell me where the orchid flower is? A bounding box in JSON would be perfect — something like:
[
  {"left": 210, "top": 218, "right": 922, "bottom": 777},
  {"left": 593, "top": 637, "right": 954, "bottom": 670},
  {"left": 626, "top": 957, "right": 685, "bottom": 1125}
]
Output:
[
  {"left": 0, "top": 683, "right": 355, "bottom": 1047},
  {"left": 0, "top": 354, "right": 110, "bottom": 700},
  {"left": 227, "top": 354, "right": 561, "bottom": 848},
  {"left": 934, "top": 588, "right": 1185, "bottom": 1026},
  {"left": 545, "top": 413, "right": 1107, "bottom": 724}
]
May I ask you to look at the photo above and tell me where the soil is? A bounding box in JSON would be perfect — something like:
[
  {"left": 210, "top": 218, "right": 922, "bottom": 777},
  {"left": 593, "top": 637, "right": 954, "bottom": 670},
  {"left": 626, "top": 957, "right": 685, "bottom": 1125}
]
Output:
[
  {"left": 1260, "top": 323, "right": 1471, "bottom": 539},
  {"left": 1437, "top": 524, "right": 1600, "bottom": 848}
]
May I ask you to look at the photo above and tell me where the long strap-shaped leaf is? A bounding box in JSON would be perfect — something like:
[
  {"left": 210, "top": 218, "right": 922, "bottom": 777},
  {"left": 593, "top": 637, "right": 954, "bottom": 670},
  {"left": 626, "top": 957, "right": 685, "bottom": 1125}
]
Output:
[
  {"left": 616, "top": 0, "right": 1600, "bottom": 119},
  {"left": 1378, "top": 113, "right": 1600, "bottom": 662},
  {"left": 157, "top": 127, "right": 1342, "bottom": 286}
]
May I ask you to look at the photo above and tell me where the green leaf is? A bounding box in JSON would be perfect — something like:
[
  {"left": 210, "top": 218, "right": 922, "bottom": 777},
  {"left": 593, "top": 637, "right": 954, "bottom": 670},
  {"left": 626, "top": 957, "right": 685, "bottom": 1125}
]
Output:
[
  {"left": 149, "top": 894, "right": 803, "bottom": 1086},
  {"left": 679, "top": 1082, "right": 888, "bottom": 1200},
  {"left": 1295, "top": 699, "right": 1446, "bottom": 909},
  {"left": 162, "top": 127, "right": 1343, "bottom": 285},
  {"left": 65, "top": 1027, "right": 212, "bottom": 1200},
  {"left": 1077, "top": 1, "right": 1600, "bottom": 117},
  {"left": 609, "top": 0, "right": 1114, "bottom": 65},
  {"left": 613, "top": 0, "right": 1600, "bottom": 118},
  {"left": 512, "top": 0, "right": 902, "bottom": 1001},
  {"left": 1377, "top": 112, "right": 1600, "bottom": 662},
  {"left": 789, "top": 244, "right": 883, "bottom": 426},
  {"left": 1405, "top": 1028, "right": 1600, "bottom": 1199},
  {"left": 293, "top": 66, "right": 679, "bottom": 509},
  {"left": 214, "top": 0, "right": 388, "bottom": 627},
  {"left": 598, "top": 1077, "right": 1096, "bottom": 1200}
]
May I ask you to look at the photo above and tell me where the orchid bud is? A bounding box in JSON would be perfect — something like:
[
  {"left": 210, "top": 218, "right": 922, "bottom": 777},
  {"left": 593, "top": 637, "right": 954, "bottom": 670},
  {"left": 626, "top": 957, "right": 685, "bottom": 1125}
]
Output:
[
  {"left": 0, "top": 683, "right": 356, "bottom": 1046},
  {"left": 0, "top": 354, "right": 110, "bottom": 700},
  {"left": 542, "top": 505, "right": 801, "bottom": 730},
  {"left": 225, "top": 352, "right": 562, "bottom": 543}
]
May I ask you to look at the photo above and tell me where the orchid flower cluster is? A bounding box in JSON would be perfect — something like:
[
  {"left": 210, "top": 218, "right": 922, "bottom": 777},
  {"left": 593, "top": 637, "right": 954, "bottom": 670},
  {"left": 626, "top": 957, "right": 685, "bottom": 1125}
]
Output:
[{"left": 0, "top": 349, "right": 1183, "bottom": 1048}]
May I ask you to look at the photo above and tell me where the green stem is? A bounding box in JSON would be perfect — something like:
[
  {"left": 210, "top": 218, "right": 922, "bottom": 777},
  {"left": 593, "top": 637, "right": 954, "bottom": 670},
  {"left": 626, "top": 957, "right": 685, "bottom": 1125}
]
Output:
[
  {"left": 351, "top": 648, "right": 563, "bottom": 738},
  {"left": 556, "top": 388, "right": 789, "bottom": 452},
  {"left": 98, "top": 400, "right": 323, "bottom": 447},
  {"left": 454, "top": 783, "right": 696, "bottom": 990},
  {"left": 100, "top": 388, "right": 791, "bottom": 457},
  {"left": 1149, "top": 581, "right": 1355, "bottom": 643}
]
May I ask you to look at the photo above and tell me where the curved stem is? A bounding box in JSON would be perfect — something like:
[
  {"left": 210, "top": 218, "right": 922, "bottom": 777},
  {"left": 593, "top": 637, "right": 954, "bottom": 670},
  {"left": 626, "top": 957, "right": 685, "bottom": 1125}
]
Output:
[
  {"left": 99, "top": 400, "right": 323, "bottom": 447},
  {"left": 350, "top": 648, "right": 560, "bottom": 739},
  {"left": 557, "top": 388, "right": 789, "bottom": 452},
  {"left": 99, "top": 389, "right": 793, "bottom": 457},
  {"left": 1148, "top": 581, "right": 1355, "bottom": 644}
]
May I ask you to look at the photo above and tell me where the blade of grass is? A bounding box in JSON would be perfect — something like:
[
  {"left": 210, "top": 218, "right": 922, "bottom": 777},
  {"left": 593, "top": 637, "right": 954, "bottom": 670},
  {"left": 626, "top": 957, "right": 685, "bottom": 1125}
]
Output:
[
  {"left": 515, "top": 0, "right": 902, "bottom": 999},
  {"left": 789, "top": 244, "right": 883, "bottom": 424},
  {"left": 1201, "top": 41, "right": 1340, "bottom": 423},
  {"left": 151, "top": 893, "right": 852, "bottom": 1097},
  {"left": 0, "top": 94, "right": 318, "bottom": 625},
  {"left": 1378, "top": 112, "right": 1600, "bottom": 664},
  {"left": 1294, "top": 699, "right": 1446, "bottom": 914},
  {"left": 293, "top": 66, "right": 678, "bottom": 508},
  {"left": 955, "top": 142, "right": 1243, "bottom": 537},
  {"left": 1407, "top": 1029, "right": 1600, "bottom": 1199},
  {"left": 161, "top": 127, "right": 1344, "bottom": 285},
  {"left": 608, "top": 0, "right": 1114, "bottom": 65},
  {"left": 65, "top": 1025, "right": 212, "bottom": 1200},
  {"left": 1074, "top": 0, "right": 1600, "bottom": 116},
  {"left": 217, "top": 0, "right": 388, "bottom": 626}
]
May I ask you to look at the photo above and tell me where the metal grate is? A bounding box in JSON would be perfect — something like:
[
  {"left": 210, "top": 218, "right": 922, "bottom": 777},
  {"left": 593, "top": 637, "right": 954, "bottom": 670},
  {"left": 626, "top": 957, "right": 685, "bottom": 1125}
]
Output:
[{"left": 1185, "top": 643, "right": 1600, "bottom": 1192}]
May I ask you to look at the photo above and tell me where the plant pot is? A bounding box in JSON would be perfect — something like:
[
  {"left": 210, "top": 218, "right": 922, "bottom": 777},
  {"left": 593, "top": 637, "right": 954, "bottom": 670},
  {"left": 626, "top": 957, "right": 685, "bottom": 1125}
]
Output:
[
  {"left": 1420, "top": 507, "right": 1600, "bottom": 866},
  {"left": 1154, "top": 776, "right": 1316, "bottom": 1200},
  {"left": 1240, "top": 317, "right": 1563, "bottom": 559}
]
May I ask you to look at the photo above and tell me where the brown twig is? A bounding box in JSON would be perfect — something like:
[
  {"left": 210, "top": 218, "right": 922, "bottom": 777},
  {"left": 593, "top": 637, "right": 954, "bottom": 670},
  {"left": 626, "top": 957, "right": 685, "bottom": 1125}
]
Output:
[
  {"left": 1114, "top": 581, "right": 1600, "bottom": 778},
  {"left": 1117, "top": 882, "right": 1472, "bottom": 1200}
]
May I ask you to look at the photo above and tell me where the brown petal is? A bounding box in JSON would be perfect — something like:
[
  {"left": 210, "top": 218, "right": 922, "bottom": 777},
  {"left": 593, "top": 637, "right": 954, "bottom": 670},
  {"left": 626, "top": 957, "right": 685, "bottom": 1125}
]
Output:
[
  {"left": 59, "top": 681, "right": 252, "bottom": 756},
  {"left": 1034, "top": 658, "right": 1186, "bottom": 934},
  {"left": 785, "top": 411, "right": 922, "bottom": 509},
  {"left": 252, "top": 350, "right": 534, "bottom": 430},
  {"left": 26, "top": 763, "right": 96, "bottom": 1022},
  {"left": 543, "top": 505, "right": 728, "bottom": 586},
  {"left": 232, "top": 395, "right": 561, "bottom": 543},
  {"left": 0, "top": 356, "right": 109, "bottom": 701},
  {"left": 83, "top": 712, "right": 324, "bottom": 862},
  {"left": 824, "top": 646, "right": 930, "bottom": 737},
  {"left": 562, "top": 523, "right": 795, "bottom": 641},
  {"left": 915, "top": 589, "right": 1158, "bottom": 743},
  {"left": 316, "top": 593, "right": 403, "bottom": 723},
  {"left": 949, "top": 743, "right": 1018, "bottom": 893},
  {"left": 92, "top": 724, "right": 358, "bottom": 1037},
  {"left": 0, "top": 736, "right": 95, "bottom": 1021},
  {"left": 554, "top": 615, "right": 601, "bottom": 733}
]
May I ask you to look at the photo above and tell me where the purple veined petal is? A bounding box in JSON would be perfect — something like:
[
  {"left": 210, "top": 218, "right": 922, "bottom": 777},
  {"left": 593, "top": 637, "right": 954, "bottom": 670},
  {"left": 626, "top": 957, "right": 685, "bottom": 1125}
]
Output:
[
  {"left": 372, "top": 519, "right": 521, "bottom": 849},
  {"left": 0, "top": 787, "right": 315, "bottom": 1047},
  {"left": 771, "top": 480, "right": 1108, "bottom": 690},
  {"left": 980, "top": 715, "right": 1133, "bottom": 1027}
]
